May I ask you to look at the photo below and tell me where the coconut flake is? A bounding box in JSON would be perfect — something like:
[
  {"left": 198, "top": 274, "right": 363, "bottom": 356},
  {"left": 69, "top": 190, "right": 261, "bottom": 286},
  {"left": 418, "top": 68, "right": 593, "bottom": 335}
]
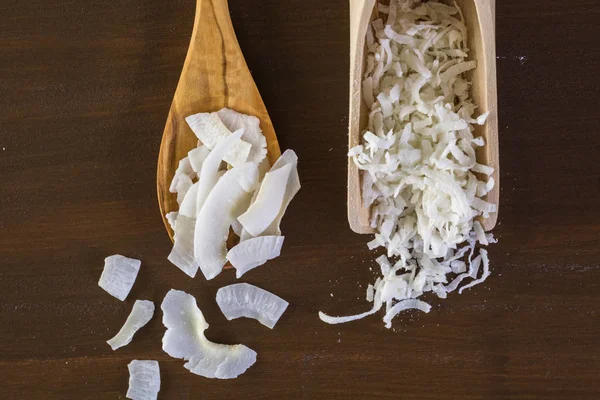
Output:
[
  {"left": 216, "top": 283, "right": 289, "bottom": 329},
  {"left": 195, "top": 129, "right": 244, "bottom": 213},
  {"left": 169, "top": 157, "right": 194, "bottom": 193},
  {"left": 98, "top": 255, "right": 141, "bottom": 301},
  {"left": 382, "top": 299, "right": 431, "bottom": 329},
  {"left": 188, "top": 145, "right": 211, "bottom": 174},
  {"left": 238, "top": 163, "right": 293, "bottom": 237},
  {"left": 126, "top": 360, "right": 160, "bottom": 400},
  {"left": 107, "top": 300, "right": 155, "bottom": 350},
  {"left": 227, "top": 236, "right": 285, "bottom": 278},
  {"left": 459, "top": 248, "right": 490, "bottom": 294},
  {"left": 217, "top": 108, "right": 268, "bottom": 164},
  {"left": 194, "top": 163, "right": 259, "bottom": 280},
  {"left": 168, "top": 215, "right": 199, "bottom": 278},
  {"left": 185, "top": 112, "right": 252, "bottom": 167},
  {"left": 244, "top": 149, "right": 301, "bottom": 239},
  {"left": 178, "top": 181, "right": 199, "bottom": 218},
  {"left": 161, "top": 289, "right": 257, "bottom": 379}
]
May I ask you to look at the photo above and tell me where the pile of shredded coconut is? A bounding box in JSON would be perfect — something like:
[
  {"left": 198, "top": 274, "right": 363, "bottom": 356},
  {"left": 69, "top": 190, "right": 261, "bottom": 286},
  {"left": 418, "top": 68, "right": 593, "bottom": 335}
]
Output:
[{"left": 320, "top": 0, "right": 497, "bottom": 328}]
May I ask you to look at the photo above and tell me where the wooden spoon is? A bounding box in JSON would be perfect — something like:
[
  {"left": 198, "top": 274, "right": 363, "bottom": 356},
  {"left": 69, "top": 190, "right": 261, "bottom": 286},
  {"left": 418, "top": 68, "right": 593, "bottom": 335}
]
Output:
[
  {"left": 157, "top": 0, "right": 281, "bottom": 241},
  {"left": 347, "top": 0, "right": 499, "bottom": 234}
]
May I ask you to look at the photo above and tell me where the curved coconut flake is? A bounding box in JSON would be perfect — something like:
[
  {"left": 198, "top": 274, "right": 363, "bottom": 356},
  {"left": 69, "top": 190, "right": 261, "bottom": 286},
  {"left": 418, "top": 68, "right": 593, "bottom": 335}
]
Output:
[
  {"left": 161, "top": 289, "right": 257, "bottom": 379},
  {"left": 227, "top": 236, "right": 285, "bottom": 278},
  {"left": 126, "top": 360, "right": 160, "bottom": 400},
  {"left": 195, "top": 129, "right": 244, "bottom": 213},
  {"left": 107, "top": 300, "right": 155, "bottom": 351},
  {"left": 217, "top": 108, "right": 268, "bottom": 164},
  {"left": 188, "top": 145, "right": 210, "bottom": 174},
  {"left": 216, "top": 283, "right": 289, "bottom": 329},
  {"left": 168, "top": 215, "right": 199, "bottom": 278},
  {"left": 319, "top": 281, "right": 384, "bottom": 324},
  {"left": 194, "top": 163, "right": 259, "bottom": 280},
  {"left": 238, "top": 163, "right": 293, "bottom": 237},
  {"left": 382, "top": 299, "right": 431, "bottom": 329},
  {"left": 179, "top": 181, "right": 199, "bottom": 218},
  {"left": 241, "top": 149, "right": 301, "bottom": 241},
  {"left": 262, "top": 149, "right": 301, "bottom": 236},
  {"left": 98, "top": 255, "right": 141, "bottom": 301},
  {"left": 458, "top": 248, "right": 490, "bottom": 294},
  {"left": 169, "top": 157, "right": 194, "bottom": 193},
  {"left": 185, "top": 112, "right": 251, "bottom": 167}
]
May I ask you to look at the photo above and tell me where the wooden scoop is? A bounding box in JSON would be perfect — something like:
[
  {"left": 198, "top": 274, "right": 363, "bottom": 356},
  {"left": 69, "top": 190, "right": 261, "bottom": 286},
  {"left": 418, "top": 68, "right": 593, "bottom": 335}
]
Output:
[
  {"left": 348, "top": 0, "right": 499, "bottom": 234},
  {"left": 156, "top": 0, "right": 281, "bottom": 241}
]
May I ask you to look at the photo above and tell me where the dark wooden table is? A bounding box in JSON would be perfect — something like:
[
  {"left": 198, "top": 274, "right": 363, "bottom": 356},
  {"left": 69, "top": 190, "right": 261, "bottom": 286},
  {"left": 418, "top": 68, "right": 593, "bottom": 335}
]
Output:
[{"left": 1, "top": 0, "right": 599, "bottom": 399}]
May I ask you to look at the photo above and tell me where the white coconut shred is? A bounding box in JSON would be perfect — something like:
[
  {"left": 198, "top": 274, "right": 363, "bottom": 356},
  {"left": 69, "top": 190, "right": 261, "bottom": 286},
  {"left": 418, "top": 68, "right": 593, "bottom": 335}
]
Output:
[{"left": 320, "top": 0, "right": 497, "bottom": 328}]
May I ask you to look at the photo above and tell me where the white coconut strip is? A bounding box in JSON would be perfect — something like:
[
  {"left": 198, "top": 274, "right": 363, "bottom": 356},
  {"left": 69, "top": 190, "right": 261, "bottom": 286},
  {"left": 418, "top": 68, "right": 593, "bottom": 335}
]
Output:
[
  {"left": 440, "top": 60, "right": 477, "bottom": 83},
  {"left": 188, "top": 145, "right": 210, "bottom": 174},
  {"left": 195, "top": 163, "right": 259, "bottom": 280},
  {"left": 179, "top": 181, "right": 199, "bottom": 218},
  {"left": 185, "top": 112, "right": 252, "bottom": 167},
  {"left": 444, "top": 254, "right": 481, "bottom": 293},
  {"left": 107, "top": 300, "right": 154, "bottom": 350},
  {"left": 217, "top": 108, "right": 268, "bottom": 164},
  {"left": 161, "top": 289, "right": 257, "bottom": 379},
  {"left": 126, "top": 360, "right": 160, "bottom": 400},
  {"left": 98, "top": 255, "right": 141, "bottom": 301},
  {"left": 245, "top": 149, "right": 301, "bottom": 238},
  {"left": 168, "top": 215, "right": 199, "bottom": 278},
  {"left": 318, "top": 303, "right": 382, "bottom": 325},
  {"left": 227, "top": 236, "right": 284, "bottom": 278},
  {"left": 169, "top": 157, "right": 194, "bottom": 193},
  {"left": 195, "top": 129, "right": 244, "bottom": 213},
  {"left": 216, "top": 283, "right": 289, "bottom": 329},
  {"left": 459, "top": 249, "right": 491, "bottom": 294},
  {"left": 473, "top": 220, "right": 488, "bottom": 245},
  {"left": 238, "top": 163, "right": 293, "bottom": 237},
  {"left": 382, "top": 299, "right": 432, "bottom": 329}
]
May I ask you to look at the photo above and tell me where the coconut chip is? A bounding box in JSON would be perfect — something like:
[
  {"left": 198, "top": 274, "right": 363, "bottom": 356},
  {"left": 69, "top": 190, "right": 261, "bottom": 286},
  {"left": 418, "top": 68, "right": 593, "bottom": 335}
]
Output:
[
  {"left": 185, "top": 112, "right": 252, "bottom": 167},
  {"left": 126, "top": 360, "right": 160, "bottom": 400},
  {"left": 227, "top": 236, "right": 285, "bottom": 278},
  {"left": 161, "top": 289, "right": 257, "bottom": 379},
  {"left": 216, "top": 283, "right": 289, "bottom": 329},
  {"left": 98, "top": 255, "right": 141, "bottom": 301},
  {"left": 238, "top": 163, "right": 293, "bottom": 237},
  {"left": 195, "top": 163, "right": 259, "bottom": 280},
  {"left": 107, "top": 300, "right": 155, "bottom": 350}
]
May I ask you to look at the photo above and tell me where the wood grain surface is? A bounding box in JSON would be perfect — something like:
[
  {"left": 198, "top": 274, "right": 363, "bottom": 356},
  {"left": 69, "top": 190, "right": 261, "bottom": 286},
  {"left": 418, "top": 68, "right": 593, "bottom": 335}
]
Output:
[{"left": 0, "top": 0, "right": 599, "bottom": 399}]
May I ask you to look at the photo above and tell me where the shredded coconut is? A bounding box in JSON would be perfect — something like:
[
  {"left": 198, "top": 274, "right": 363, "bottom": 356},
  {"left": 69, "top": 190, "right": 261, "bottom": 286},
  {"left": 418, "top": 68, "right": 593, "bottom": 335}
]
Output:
[{"left": 320, "top": 0, "right": 497, "bottom": 328}]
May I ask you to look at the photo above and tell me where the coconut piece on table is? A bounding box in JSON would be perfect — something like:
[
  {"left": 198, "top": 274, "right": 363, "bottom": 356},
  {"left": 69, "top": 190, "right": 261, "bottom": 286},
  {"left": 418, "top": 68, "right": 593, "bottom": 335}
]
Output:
[
  {"left": 107, "top": 300, "right": 154, "bottom": 350},
  {"left": 161, "top": 289, "right": 257, "bottom": 379},
  {"left": 98, "top": 255, "right": 141, "bottom": 301},
  {"left": 126, "top": 360, "right": 160, "bottom": 400},
  {"left": 216, "top": 283, "right": 289, "bottom": 329}
]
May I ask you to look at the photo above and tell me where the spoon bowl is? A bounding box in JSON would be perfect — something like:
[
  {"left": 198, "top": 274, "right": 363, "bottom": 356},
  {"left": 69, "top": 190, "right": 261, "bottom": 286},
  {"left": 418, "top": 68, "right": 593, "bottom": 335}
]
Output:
[{"left": 157, "top": 0, "right": 281, "bottom": 241}]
